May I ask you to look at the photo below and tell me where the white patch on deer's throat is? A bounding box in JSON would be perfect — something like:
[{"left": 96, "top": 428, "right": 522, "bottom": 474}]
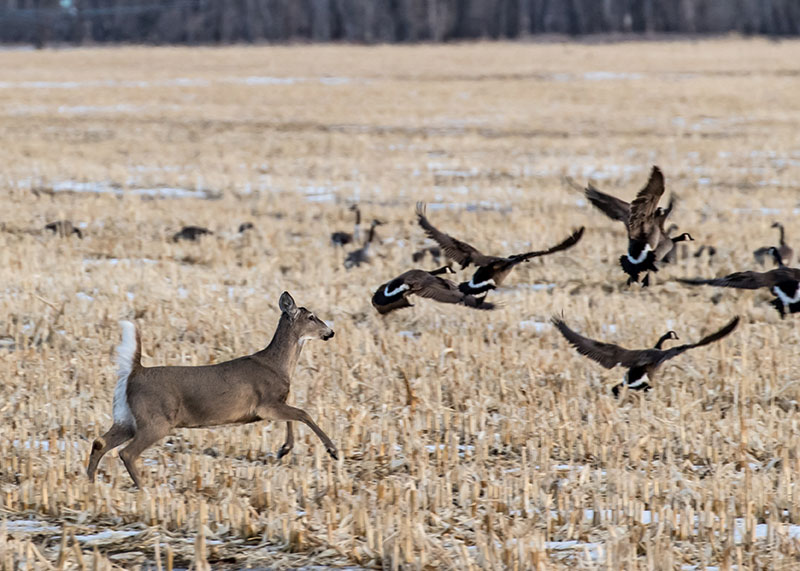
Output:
[
  {"left": 626, "top": 373, "right": 649, "bottom": 390},
  {"left": 384, "top": 283, "right": 410, "bottom": 298},
  {"left": 468, "top": 276, "right": 496, "bottom": 289},
  {"left": 626, "top": 243, "right": 653, "bottom": 265},
  {"left": 773, "top": 284, "right": 800, "bottom": 305},
  {"left": 113, "top": 321, "right": 137, "bottom": 429}
]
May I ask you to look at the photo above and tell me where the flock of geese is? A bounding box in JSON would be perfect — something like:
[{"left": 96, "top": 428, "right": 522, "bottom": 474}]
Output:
[
  {"left": 330, "top": 165, "right": 797, "bottom": 396},
  {"left": 41, "top": 165, "right": 795, "bottom": 397}
]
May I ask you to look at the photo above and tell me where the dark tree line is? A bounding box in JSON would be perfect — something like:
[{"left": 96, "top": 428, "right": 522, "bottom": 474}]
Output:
[{"left": 1, "top": 0, "right": 799, "bottom": 45}]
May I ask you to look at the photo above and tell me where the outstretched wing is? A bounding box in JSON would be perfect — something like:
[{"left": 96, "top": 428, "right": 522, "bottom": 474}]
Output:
[
  {"left": 585, "top": 184, "right": 631, "bottom": 224},
  {"left": 551, "top": 317, "right": 660, "bottom": 369},
  {"left": 412, "top": 275, "right": 495, "bottom": 310},
  {"left": 415, "top": 202, "right": 493, "bottom": 267},
  {"left": 659, "top": 316, "right": 739, "bottom": 364},
  {"left": 510, "top": 227, "right": 585, "bottom": 263},
  {"left": 628, "top": 166, "right": 666, "bottom": 238},
  {"left": 677, "top": 269, "right": 800, "bottom": 290}
]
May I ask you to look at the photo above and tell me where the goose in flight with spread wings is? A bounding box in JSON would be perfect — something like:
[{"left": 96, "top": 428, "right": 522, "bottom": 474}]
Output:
[
  {"left": 679, "top": 247, "right": 800, "bottom": 318},
  {"left": 415, "top": 202, "right": 584, "bottom": 296},
  {"left": 584, "top": 166, "right": 692, "bottom": 286},
  {"left": 552, "top": 315, "right": 739, "bottom": 396},
  {"left": 372, "top": 265, "right": 496, "bottom": 314}
]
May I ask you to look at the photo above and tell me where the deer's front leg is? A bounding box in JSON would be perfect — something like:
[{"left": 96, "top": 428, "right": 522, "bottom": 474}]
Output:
[
  {"left": 276, "top": 421, "right": 294, "bottom": 460},
  {"left": 265, "top": 403, "right": 338, "bottom": 460}
]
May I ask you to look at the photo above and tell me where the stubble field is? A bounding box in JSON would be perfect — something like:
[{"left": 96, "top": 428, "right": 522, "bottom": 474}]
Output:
[{"left": 1, "top": 39, "right": 800, "bottom": 569}]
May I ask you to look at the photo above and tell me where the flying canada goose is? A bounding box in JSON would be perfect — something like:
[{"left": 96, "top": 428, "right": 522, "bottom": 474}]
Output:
[
  {"left": 753, "top": 222, "right": 793, "bottom": 266},
  {"left": 344, "top": 219, "right": 383, "bottom": 269},
  {"left": 331, "top": 205, "right": 361, "bottom": 247},
  {"left": 584, "top": 166, "right": 692, "bottom": 286},
  {"left": 372, "top": 265, "right": 496, "bottom": 314},
  {"left": 415, "top": 202, "right": 584, "bottom": 295},
  {"left": 662, "top": 224, "right": 696, "bottom": 264},
  {"left": 411, "top": 245, "right": 442, "bottom": 264},
  {"left": 45, "top": 220, "right": 83, "bottom": 238},
  {"left": 172, "top": 226, "right": 213, "bottom": 242},
  {"left": 552, "top": 315, "right": 739, "bottom": 396},
  {"left": 679, "top": 247, "right": 800, "bottom": 318}
]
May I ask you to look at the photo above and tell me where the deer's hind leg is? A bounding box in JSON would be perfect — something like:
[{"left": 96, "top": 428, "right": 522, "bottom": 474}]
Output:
[
  {"left": 118, "top": 420, "right": 171, "bottom": 488},
  {"left": 87, "top": 423, "right": 134, "bottom": 482}
]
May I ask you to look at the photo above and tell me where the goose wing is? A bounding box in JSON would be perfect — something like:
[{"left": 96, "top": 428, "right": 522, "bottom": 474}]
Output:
[
  {"left": 409, "top": 273, "right": 496, "bottom": 310},
  {"left": 627, "top": 166, "right": 666, "bottom": 238},
  {"left": 585, "top": 184, "right": 631, "bottom": 224},
  {"left": 509, "top": 227, "right": 585, "bottom": 263},
  {"left": 551, "top": 317, "right": 661, "bottom": 369},
  {"left": 678, "top": 268, "right": 800, "bottom": 289},
  {"left": 657, "top": 316, "right": 739, "bottom": 364},
  {"left": 416, "top": 202, "right": 494, "bottom": 267}
]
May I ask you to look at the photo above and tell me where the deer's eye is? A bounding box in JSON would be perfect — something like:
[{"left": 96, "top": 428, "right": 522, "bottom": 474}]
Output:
[{"left": 308, "top": 315, "right": 314, "bottom": 321}]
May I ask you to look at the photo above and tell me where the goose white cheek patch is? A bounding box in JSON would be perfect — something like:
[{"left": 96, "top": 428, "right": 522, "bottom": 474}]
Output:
[
  {"left": 773, "top": 284, "right": 800, "bottom": 305},
  {"left": 468, "top": 277, "right": 496, "bottom": 289},
  {"left": 626, "top": 243, "right": 653, "bottom": 265},
  {"left": 384, "top": 283, "right": 410, "bottom": 298}
]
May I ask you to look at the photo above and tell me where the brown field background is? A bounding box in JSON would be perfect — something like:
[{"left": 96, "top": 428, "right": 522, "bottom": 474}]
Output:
[{"left": 1, "top": 39, "right": 800, "bottom": 569}]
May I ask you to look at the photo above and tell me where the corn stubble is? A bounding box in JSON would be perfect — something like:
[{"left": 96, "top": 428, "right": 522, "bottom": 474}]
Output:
[{"left": 1, "top": 39, "right": 800, "bottom": 569}]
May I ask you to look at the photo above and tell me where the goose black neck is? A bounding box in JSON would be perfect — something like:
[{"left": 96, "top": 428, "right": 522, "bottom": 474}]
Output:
[
  {"left": 770, "top": 248, "right": 785, "bottom": 267},
  {"left": 654, "top": 332, "right": 674, "bottom": 349},
  {"left": 776, "top": 224, "right": 786, "bottom": 245}
]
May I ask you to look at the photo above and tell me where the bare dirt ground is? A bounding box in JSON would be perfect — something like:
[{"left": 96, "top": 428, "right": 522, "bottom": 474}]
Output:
[{"left": 1, "top": 39, "right": 800, "bottom": 569}]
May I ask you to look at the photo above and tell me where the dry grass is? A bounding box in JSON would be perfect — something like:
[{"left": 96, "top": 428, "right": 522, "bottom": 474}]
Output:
[{"left": 1, "top": 38, "right": 800, "bottom": 569}]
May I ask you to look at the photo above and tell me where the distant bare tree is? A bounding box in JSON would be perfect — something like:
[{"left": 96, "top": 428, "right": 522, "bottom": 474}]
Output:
[{"left": 1, "top": 0, "right": 798, "bottom": 45}]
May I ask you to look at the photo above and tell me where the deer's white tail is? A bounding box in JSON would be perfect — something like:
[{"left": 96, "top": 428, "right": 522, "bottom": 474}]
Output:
[{"left": 113, "top": 321, "right": 139, "bottom": 429}]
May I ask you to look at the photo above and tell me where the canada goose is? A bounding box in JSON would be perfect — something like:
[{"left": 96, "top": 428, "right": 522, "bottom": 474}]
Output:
[
  {"left": 238, "top": 222, "right": 254, "bottom": 233},
  {"left": 415, "top": 202, "right": 584, "bottom": 295},
  {"left": 679, "top": 247, "right": 800, "bottom": 318},
  {"left": 344, "top": 219, "right": 383, "bottom": 269},
  {"left": 753, "top": 222, "right": 793, "bottom": 266},
  {"left": 372, "top": 265, "right": 496, "bottom": 314},
  {"left": 411, "top": 245, "right": 442, "bottom": 264},
  {"left": 662, "top": 224, "right": 695, "bottom": 264},
  {"left": 552, "top": 315, "right": 739, "bottom": 396},
  {"left": 331, "top": 205, "right": 361, "bottom": 247},
  {"left": 45, "top": 220, "right": 82, "bottom": 238},
  {"left": 585, "top": 166, "right": 692, "bottom": 286},
  {"left": 172, "top": 226, "right": 213, "bottom": 242}
]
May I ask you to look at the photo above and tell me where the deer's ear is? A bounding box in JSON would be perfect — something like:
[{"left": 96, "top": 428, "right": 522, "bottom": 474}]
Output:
[{"left": 279, "top": 291, "right": 299, "bottom": 318}]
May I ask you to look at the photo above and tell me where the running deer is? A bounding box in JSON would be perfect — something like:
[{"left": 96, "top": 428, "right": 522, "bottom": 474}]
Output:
[{"left": 87, "top": 292, "right": 338, "bottom": 488}]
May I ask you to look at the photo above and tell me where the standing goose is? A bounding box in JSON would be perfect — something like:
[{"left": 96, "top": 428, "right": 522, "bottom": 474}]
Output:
[
  {"left": 344, "top": 219, "right": 383, "bottom": 269},
  {"left": 372, "top": 266, "right": 496, "bottom": 314},
  {"left": 331, "top": 205, "right": 361, "bottom": 247},
  {"left": 585, "top": 166, "right": 692, "bottom": 286},
  {"left": 172, "top": 225, "right": 213, "bottom": 242},
  {"left": 552, "top": 316, "right": 739, "bottom": 396},
  {"left": 45, "top": 220, "right": 83, "bottom": 238},
  {"left": 679, "top": 247, "right": 800, "bottom": 318},
  {"left": 753, "top": 222, "right": 793, "bottom": 266},
  {"left": 415, "top": 202, "right": 584, "bottom": 296}
]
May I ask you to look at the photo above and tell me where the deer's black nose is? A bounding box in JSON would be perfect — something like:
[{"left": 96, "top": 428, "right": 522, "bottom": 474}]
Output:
[{"left": 323, "top": 331, "right": 335, "bottom": 340}]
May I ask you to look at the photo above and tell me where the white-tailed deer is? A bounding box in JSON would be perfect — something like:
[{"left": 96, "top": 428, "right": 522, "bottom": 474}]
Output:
[{"left": 87, "top": 292, "right": 338, "bottom": 488}]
